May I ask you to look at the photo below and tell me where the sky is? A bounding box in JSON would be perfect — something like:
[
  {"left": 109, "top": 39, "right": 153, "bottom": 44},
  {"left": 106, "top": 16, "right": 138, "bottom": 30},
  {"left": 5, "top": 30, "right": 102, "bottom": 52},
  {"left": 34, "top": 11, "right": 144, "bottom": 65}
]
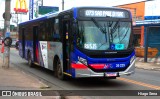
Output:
[{"left": 0, "top": 0, "right": 147, "bottom": 28}]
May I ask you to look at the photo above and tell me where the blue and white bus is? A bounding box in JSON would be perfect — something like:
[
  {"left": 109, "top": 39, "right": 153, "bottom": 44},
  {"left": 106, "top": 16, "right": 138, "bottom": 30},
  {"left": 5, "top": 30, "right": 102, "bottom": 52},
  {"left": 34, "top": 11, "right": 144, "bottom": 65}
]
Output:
[{"left": 18, "top": 7, "right": 135, "bottom": 80}]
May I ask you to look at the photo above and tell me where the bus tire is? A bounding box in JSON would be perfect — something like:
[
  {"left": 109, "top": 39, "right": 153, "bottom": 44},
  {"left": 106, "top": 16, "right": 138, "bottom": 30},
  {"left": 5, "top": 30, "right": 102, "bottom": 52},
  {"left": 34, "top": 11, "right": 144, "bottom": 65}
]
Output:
[
  {"left": 53, "top": 59, "right": 57, "bottom": 77},
  {"left": 56, "top": 58, "right": 67, "bottom": 80},
  {"left": 28, "top": 52, "right": 34, "bottom": 67}
]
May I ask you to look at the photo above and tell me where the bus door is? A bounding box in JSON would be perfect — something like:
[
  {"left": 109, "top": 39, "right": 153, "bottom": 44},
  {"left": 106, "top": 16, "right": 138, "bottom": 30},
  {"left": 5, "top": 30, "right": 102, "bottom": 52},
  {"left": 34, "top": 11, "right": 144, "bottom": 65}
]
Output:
[
  {"left": 22, "top": 28, "right": 25, "bottom": 58},
  {"left": 33, "top": 26, "right": 39, "bottom": 62},
  {"left": 62, "top": 18, "right": 72, "bottom": 72}
]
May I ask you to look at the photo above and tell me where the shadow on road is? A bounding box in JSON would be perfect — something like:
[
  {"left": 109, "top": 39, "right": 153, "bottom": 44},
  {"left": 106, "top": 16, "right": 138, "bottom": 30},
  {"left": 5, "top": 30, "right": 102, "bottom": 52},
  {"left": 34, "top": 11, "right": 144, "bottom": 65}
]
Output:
[{"left": 18, "top": 62, "right": 129, "bottom": 89}]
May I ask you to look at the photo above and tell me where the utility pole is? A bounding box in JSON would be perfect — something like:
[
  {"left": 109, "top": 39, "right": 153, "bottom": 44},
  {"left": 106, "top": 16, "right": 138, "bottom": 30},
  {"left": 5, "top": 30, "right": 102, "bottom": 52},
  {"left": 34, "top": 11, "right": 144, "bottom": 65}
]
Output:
[
  {"left": 144, "top": 27, "right": 149, "bottom": 62},
  {"left": 42, "top": 0, "right": 43, "bottom": 6},
  {"left": 62, "top": 0, "right": 64, "bottom": 10},
  {"left": 3, "top": 0, "right": 11, "bottom": 68},
  {"left": 16, "top": 13, "right": 19, "bottom": 39}
]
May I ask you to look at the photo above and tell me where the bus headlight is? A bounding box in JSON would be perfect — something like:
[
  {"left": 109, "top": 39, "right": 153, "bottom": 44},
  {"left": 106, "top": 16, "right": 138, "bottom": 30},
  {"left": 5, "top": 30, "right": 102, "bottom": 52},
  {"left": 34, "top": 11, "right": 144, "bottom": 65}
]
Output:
[
  {"left": 130, "top": 55, "right": 135, "bottom": 64},
  {"left": 78, "top": 56, "right": 88, "bottom": 66}
]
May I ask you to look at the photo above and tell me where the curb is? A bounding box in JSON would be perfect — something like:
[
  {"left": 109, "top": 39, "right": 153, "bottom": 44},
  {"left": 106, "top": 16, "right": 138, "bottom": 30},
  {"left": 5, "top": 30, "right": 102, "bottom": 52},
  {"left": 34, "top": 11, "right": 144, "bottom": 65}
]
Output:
[
  {"left": 136, "top": 67, "right": 160, "bottom": 71},
  {"left": 135, "top": 57, "right": 160, "bottom": 64},
  {"left": 64, "top": 96, "right": 84, "bottom": 99}
]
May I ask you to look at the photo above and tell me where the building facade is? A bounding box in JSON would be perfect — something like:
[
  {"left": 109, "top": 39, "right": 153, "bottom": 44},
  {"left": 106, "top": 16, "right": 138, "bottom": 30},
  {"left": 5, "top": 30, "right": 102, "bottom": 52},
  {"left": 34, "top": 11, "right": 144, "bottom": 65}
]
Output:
[{"left": 117, "top": 0, "right": 160, "bottom": 57}]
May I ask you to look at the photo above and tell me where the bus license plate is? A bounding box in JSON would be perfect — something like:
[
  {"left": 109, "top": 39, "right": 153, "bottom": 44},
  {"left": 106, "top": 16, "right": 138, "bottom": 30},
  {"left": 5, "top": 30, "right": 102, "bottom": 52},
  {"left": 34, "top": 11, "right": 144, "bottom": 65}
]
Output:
[{"left": 106, "top": 72, "right": 117, "bottom": 77}]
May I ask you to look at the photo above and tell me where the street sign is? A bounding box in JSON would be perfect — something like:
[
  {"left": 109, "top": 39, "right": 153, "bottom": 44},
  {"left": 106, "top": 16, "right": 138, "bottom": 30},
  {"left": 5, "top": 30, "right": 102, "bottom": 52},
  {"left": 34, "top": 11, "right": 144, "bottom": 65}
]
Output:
[
  {"left": 39, "top": 6, "right": 59, "bottom": 15},
  {"left": 14, "top": 0, "right": 28, "bottom": 13},
  {"left": 3, "top": 12, "right": 12, "bottom": 20},
  {"left": 5, "top": 32, "right": 10, "bottom": 37},
  {"left": 29, "top": 0, "right": 34, "bottom": 20}
]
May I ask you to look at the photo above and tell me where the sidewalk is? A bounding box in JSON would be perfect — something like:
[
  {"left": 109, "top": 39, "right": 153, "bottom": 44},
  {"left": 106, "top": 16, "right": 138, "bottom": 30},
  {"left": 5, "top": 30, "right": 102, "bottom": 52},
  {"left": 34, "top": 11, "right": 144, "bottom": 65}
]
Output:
[
  {"left": 135, "top": 57, "right": 160, "bottom": 71},
  {"left": 0, "top": 57, "right": 60, "bottom": 99},
  {"left": 136, "top": 57, "right": 160, "bottom": 65}
]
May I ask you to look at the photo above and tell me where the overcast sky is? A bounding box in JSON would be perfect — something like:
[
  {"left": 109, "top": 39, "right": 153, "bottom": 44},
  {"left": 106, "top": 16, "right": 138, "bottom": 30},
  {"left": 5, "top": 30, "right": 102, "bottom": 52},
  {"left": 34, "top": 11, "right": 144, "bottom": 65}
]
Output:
[{"left": 0, "top": 0, "right": 147, "bottom": 28}]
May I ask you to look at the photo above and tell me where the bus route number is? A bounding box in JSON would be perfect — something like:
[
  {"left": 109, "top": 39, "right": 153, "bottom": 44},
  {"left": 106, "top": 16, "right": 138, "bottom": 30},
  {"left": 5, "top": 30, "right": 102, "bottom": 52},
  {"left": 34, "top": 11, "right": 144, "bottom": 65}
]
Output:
[{"left": 116, "top": 64, "right": 125, "bottom": 68}]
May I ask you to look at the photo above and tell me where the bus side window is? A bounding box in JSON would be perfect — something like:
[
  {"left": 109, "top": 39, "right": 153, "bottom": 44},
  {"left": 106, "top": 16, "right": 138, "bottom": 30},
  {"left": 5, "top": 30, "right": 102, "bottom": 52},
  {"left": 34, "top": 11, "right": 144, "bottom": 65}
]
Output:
[
  {"left": 47, "top": 19, "right": 54, "bottom": 41},
  {"left": 39, "top": 23, "right": 43, "bottom": 40},
  {"left": 39, "top": 22, "right": 47, "bottom": 41},
  {"left": 53, "top": 18, "right": 60, "bottom": 41},
  {"left": 51, "top": 18, "right": 54, "bottom": 41}
]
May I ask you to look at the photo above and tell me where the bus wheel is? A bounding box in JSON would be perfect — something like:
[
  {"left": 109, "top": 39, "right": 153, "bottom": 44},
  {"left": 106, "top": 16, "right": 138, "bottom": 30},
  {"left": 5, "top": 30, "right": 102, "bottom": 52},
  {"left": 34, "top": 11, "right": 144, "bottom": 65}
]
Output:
[
  {"left": 28, "top": 52, "right": 33, "bottom": 67},
  {"left": 53, "top": 60, "right": 57, "bottom": 77},
  {"left": 56, "top": 59, "right": 66, "bottom": 80}
]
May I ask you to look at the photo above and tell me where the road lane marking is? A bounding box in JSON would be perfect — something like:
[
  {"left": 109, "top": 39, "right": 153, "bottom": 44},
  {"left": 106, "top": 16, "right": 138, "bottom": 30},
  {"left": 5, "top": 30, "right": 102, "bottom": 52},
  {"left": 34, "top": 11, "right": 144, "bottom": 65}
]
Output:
[{"left": 117, "top": 77, "right": 160, "bottom": 90}]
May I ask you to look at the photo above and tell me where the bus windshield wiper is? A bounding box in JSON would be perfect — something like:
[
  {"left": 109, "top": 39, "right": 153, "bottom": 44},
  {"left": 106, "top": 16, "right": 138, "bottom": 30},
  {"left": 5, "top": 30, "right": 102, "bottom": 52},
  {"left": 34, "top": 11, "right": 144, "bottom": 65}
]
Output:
[
  {"left": 119, "top": 27, "right": 130, "bottom": 43},
  {"left": 111, "top": 19, "right": 120, "bottom": 34},
  {"left": 91, "top": 18, "right": 109, "bottom": 49},
  {"left": 110, "top": 19, "right": 120, "bottom": 42},
  {"left": 91, "top": 18, "right": 106, "bottom": 34}
]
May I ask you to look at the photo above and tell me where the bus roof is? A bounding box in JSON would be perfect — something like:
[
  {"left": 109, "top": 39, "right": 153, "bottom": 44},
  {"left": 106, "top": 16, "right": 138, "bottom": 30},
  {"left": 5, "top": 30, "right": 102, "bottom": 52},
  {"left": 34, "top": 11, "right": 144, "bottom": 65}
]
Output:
[
  {"left": 19, "top": 6, "right": 130, "bottom": 25},
  {"left": 19, "top": 11, "right": 59, "bottom": 25}
]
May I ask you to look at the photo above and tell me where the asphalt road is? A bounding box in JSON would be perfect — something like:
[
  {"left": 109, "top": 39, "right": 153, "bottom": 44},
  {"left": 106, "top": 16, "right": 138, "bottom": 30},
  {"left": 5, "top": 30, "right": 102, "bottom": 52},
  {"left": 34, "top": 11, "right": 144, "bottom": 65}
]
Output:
[{"left": 1, "top": 48, "right": 160, "bottom": 99}]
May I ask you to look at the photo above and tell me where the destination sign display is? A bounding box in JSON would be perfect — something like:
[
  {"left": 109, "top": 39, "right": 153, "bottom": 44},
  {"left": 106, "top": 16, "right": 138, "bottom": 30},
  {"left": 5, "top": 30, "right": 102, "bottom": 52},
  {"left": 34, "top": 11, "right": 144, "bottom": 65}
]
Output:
[{"left": 79, "top": 8, "right": 129, "bottom": 18}]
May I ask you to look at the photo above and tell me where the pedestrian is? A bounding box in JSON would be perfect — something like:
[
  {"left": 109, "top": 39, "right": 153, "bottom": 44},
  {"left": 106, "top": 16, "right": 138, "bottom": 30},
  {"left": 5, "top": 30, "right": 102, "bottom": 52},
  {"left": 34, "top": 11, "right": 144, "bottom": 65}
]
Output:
[{"left": 15, "top": 40, "right": 19, "bottom": 50}]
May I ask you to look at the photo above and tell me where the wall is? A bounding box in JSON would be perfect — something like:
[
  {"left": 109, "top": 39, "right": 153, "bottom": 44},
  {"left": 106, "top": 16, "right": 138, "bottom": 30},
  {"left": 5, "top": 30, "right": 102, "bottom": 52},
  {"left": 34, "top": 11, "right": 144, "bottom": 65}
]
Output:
[{"left": 144, "top": 0, "right": 160, "bottom": 56}]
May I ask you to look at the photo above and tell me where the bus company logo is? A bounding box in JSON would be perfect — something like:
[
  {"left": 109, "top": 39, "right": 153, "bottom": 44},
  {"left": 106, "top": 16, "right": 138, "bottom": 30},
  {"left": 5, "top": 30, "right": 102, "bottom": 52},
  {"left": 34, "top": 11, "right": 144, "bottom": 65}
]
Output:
[
  {"left": 106, "top": 59, "right": 116, "bottom": 61},
  {"left": 2, "top": 91, "right": 11, "bottom": 96},
  {"left": 103, "top": 64, "right": 111, "bottom": 69}
]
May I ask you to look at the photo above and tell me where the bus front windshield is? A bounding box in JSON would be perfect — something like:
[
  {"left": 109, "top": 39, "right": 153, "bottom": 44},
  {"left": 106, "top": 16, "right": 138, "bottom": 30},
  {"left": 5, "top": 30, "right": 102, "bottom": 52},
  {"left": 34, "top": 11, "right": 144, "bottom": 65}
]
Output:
[{"left": 77, "top": 20, "right": 132, "bottom": 51}]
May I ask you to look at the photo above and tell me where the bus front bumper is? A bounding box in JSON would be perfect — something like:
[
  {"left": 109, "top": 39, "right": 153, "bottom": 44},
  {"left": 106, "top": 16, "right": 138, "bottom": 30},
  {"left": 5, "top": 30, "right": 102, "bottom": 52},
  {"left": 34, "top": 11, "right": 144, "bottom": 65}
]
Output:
[{"left": 74, "top": 60, "right": 135, "bottom": 78}]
